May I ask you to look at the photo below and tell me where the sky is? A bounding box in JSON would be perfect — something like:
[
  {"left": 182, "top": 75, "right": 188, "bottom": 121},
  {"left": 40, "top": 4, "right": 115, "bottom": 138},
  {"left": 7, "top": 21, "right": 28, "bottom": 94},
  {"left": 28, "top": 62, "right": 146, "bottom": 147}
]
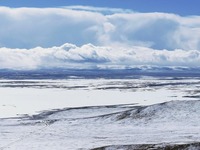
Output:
[
  {"left": 0, "top": 0, "right": 200, "bottom": 16},
  {"left": 0, "top": 0, "right": 200, "bottom": 70}
]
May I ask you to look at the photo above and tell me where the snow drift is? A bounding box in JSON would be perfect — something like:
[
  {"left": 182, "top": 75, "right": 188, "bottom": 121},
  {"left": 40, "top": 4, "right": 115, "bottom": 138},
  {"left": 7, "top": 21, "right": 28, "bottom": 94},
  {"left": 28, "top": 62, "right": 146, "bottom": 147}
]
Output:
[{"left": 1, "top": 100, "right": 200, "bottom": 149}]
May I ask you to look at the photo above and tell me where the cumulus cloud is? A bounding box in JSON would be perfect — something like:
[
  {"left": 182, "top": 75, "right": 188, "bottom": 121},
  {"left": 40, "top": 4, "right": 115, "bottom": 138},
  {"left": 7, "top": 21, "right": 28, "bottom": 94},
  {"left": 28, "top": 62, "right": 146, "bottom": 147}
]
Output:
[
  {"left": 0, "top": 7, "right": 105, "bottom": 48},
  {"left": 0, "top": 6, "right": 200, "bottom": 70},
  {"left": 0, "top": 43, "right": 200, "bottom": 70},
  {"left": 0, "top": 6, "right": 200, "bottom": 50}
]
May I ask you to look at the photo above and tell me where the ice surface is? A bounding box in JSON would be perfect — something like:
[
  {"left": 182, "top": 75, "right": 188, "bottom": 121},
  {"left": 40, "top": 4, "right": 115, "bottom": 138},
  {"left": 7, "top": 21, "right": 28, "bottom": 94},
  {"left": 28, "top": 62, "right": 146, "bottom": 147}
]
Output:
[
  {"left": 0, "top": 78, "right": 198, "bottom": 118},
  {"left": 0, "top": 78, "right": 200, "bottom": 149}
]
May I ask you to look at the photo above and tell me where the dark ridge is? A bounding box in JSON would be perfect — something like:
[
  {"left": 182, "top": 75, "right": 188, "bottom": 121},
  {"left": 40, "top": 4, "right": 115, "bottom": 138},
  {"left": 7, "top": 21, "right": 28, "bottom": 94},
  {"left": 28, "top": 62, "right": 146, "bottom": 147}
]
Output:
[
  {"left": 0, "top": 84, "right": 89, "bottom": 89},
  {"left": 1, "top": 80, "right": 200, "bottom": 89},
  {"left": 17, "top": 103, "right": 137, "bottom": 121},
  {"left": 1, "top": 68, "right": 200, "bottom": 79},
  {"left": 21, "top": 100, "right": 200, "bottom": 123},
  {"left": 184, "top": 95, "right": 200, "bottom": 98},
  {"left": 0, "top": 103, "right": 137, "bottom": 120},
  {"left": 91, "top": 142, "right": 200, "bottom": 150},
  {"left": 6, "top": 100, "right": 200, "bottom": 122}
]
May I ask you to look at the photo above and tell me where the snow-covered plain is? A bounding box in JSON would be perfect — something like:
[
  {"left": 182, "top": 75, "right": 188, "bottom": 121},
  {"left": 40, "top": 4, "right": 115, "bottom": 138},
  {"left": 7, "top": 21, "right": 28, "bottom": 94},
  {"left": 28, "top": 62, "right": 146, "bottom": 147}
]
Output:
[{"left": 0, "top": 78, "right": 200, "bottom": 149}]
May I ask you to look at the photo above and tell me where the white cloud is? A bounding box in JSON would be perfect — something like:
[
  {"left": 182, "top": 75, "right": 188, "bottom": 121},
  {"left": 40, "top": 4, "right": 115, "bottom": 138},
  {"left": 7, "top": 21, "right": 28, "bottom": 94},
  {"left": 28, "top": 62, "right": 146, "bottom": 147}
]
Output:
[
  {"left": 0, "top": 43, "right": 200, "bottom": 70},
  {"left": 104, "top": 13, "right": 200, "bottom": 50},
  {"left": 0, "top": 6, "right": 200, "bottom": 69},
  {"left": 0, "top": 7, "right": 106, "bottom": 48},
  {"left": 0, "top": 6, "right": 200, "bottom": 50}
]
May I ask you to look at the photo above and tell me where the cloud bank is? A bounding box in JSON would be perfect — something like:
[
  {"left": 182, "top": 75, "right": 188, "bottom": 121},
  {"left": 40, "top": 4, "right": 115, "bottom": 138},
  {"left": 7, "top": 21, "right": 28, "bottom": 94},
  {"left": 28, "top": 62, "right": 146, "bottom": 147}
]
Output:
[
  {"left": 0, "top": 6, "right": 200, "bottom": 50},
  {"left": 0, "top": 43, "right": 200, "bottom": 70},
  {"left": 0, "top": 6, "right": 200, "bottom": 70}
]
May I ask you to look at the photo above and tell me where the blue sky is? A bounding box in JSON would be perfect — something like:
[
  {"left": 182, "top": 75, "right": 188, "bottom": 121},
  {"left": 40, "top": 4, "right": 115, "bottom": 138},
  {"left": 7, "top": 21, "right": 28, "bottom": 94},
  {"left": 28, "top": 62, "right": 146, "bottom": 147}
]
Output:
[{"left": 0, "top": 0, "right": 200, "bottom": 16}]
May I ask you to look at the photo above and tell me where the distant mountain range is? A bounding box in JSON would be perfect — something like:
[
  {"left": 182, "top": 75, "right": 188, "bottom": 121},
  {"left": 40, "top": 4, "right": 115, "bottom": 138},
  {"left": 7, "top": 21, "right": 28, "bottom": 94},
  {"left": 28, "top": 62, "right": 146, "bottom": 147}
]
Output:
[{"left": 0, "top": 66, "right": 200, "bottom": 79}]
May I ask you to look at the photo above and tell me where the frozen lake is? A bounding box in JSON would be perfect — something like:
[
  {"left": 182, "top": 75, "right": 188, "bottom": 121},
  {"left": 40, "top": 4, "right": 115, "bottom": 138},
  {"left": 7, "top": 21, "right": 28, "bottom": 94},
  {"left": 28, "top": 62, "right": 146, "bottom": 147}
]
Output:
[
  {"left": 0, "top": 78, "right": 197, "bottom": 118},
  {"left": 1, "top": 78, "right": 200, "bottom": 149}
]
